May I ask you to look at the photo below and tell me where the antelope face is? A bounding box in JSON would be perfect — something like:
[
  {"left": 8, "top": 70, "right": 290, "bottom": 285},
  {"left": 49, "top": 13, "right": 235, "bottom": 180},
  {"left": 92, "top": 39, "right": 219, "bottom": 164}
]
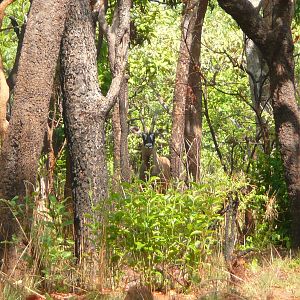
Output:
[{"left": 142, "top": 132, "right": 155, "bottom": 149}]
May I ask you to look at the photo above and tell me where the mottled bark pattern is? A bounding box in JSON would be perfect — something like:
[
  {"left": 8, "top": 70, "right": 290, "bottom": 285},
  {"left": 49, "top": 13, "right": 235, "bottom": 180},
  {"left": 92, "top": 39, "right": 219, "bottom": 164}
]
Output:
[
  {"left": 218, "top": 0, "right": 300, "bottom": 247},
  {"left": 0, "top": 0, "right": 69, "bottom": 275},
  {"left": 61, "top": 0, "right": 107, "bottom": 286}
]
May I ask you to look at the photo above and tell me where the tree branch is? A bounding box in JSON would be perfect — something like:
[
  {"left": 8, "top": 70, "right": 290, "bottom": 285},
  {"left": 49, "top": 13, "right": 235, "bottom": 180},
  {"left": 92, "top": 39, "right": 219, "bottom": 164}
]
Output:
[{"left": 217, "top": 0, "right": 273, "bottom": 57}]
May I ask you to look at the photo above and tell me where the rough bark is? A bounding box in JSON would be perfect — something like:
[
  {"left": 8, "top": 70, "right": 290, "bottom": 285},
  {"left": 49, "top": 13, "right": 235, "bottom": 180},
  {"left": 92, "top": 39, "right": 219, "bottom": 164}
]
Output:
[
  {"left": 170, "top": 0, "right": 208, "bottom": 182},
  {"left": 217, "top": 0, "right": 300, "bottom": 247},
  {"left": 184, "top": 0, "right": 208, "bottom": 183},
  {"left": 0, "top": 58, "right": 9, "bottom": 145},
  {"left": 0, "top": 0, "right": 69, "bottom": 276},
  {"left": 61, "top": 0, "right": 130, "bottom": 288},
  {"left": 61, "top": 0, "right": 106, "bottom": 287}
]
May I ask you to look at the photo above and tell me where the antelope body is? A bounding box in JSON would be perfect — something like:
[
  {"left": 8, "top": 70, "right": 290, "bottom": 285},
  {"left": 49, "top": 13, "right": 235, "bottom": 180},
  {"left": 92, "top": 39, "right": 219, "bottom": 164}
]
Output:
[{"left": 139, "top": 132, "right": 170, "bottom": 184}]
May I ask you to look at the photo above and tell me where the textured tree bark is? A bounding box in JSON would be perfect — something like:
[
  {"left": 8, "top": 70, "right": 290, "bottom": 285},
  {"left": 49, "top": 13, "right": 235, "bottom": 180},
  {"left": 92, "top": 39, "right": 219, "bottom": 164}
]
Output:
[
  {"left": 217, "top": 0, "right": 300, "bottom": 247},
  {"left": 61, "top": 0, "right": 107, "bottom": 288},
  {"left": 170, "top": 0, "right": 208, "bottom": 182},
  {"left": 0, "top": 0, "right": 69, "bottom": 277},
  {"left": 61, "top": 0, "right": 130, "bottom": 288},
  {"left": 184, "top": 0, "right": 208, "bottom": 183}
]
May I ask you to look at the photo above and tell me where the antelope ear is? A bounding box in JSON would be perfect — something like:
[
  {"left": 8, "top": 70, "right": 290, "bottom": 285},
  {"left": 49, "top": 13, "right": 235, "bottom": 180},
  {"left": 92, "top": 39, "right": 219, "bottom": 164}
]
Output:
[{"left": 130, "top": 126, "right": 141, "bottom": 134}]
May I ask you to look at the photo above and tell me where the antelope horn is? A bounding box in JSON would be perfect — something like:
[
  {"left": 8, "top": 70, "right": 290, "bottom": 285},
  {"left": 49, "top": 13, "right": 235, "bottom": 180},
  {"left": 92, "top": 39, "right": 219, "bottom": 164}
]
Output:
[{"left": 150, "top": 112, "right": 158, "bottom": 133}]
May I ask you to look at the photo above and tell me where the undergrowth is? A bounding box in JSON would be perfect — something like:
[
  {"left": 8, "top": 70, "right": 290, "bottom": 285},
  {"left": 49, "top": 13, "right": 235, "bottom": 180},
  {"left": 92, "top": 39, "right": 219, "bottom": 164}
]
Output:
[{"left": 0, "top": 169, "right": 293, "bottom": 298}]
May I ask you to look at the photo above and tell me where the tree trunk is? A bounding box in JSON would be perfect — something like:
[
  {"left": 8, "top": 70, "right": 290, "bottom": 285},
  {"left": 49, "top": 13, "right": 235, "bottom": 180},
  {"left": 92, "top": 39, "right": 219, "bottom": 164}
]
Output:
[
  {"left": 0, "top": 0, "right": 69, "bottom": 277},
  {"left": 217, "top": 0, "right": 300, "bottom": 247},
  {"left": 112, "top": 76, "right": 131, "bottom": 190},
  {"left": 61, "top": 0, "right": 107, "bottom": 288},
  {"left": 61, "top": 0, "right": 130, "bottom": 288},
  {"left": 170, "top": 6, "right": 191, "bottom": 181},
  {"left": 170, "top": 0, "right": 208, "bottom": 182},
  {"left": 245, "top": 0, "right": 272, "bottom": 155},
  {"left": 112, "top": 99, "right": 122, "bottom": 188},
  {"left": 119, "top": 76, "right": 131, "bottom": 183},
  {"left": 184, "top": 0, "right": 208, "bottom": 183}
]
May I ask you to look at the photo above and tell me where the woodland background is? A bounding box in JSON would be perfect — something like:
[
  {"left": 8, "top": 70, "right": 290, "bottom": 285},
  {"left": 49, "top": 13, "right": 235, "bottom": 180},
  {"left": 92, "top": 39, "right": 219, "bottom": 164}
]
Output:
[{"left": 0, "top": 0, "right": 300, "bottom": 299}]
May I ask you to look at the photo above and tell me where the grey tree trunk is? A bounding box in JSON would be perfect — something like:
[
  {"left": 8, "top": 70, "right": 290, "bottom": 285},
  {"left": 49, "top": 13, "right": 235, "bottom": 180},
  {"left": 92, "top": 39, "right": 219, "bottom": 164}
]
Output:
[
  {"left": 61, "top": 0, "right": 130, "bottom": 288},
  {"left": 218, "top": 0, "right": 300, "bottom": 247},
  {"left": 0, "top": 0, "right": 69, "bottom": 278},
  {"left": 61, "top": 0, "right": 107, "bottom": 288},
  {"left": 245, "top": 0, "right": 272, "bottom": 155}
]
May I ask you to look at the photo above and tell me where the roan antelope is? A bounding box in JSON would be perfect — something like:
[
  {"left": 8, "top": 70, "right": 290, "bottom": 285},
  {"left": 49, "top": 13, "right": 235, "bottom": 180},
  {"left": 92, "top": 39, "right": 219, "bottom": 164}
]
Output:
[{"left": 138, "top": 115, "right": 170, "bottom": 190}]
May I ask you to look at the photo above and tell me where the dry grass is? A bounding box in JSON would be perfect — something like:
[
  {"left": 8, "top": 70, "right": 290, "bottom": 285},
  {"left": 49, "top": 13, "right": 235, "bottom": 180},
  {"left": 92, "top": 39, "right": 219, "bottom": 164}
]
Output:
[
  {"left": 2, "top": 249, "right": 300, "bottom": 299},
  {"left": 239, "top": 252, "right": 300, "bottom": 300}
]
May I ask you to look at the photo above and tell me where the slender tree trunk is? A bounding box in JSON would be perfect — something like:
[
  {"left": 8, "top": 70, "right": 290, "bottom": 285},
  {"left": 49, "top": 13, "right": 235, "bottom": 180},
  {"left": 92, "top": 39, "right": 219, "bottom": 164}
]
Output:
[
  {"left": 112, "top": 76, "right": 131, "bottom": 189},
  {"left": 0, "top": 0, "right": 69, "bottom": 277},
  {"left": 119, "top": 76, "right": 131, "bottom": 182},
  {"left": 170, "top": 6, "right": 191, "bottom": 181},
  {"left": 184, "top": 0, "right": 208, "bottom": 183},
  {"left": 112, "top": 99, "right": 122, "bottom": 188},
  {"left": 217, "top": 0, "right": 300, "bottom": 247}
]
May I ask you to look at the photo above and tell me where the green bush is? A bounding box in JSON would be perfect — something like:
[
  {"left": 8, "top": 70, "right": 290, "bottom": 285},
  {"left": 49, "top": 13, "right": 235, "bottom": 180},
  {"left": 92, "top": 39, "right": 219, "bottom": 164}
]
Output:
[{"left": 105, "top": 179, "right": 224, "bottom": 288}]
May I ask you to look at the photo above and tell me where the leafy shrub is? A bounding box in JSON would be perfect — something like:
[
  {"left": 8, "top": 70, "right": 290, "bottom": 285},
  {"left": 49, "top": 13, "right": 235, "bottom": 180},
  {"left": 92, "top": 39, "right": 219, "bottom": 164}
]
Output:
[
  {"left": 249, "top": 148, "right": 290, "bottom": 247},
  {"left": 105, "top": 179, "right": 224, "bottom": 289}
]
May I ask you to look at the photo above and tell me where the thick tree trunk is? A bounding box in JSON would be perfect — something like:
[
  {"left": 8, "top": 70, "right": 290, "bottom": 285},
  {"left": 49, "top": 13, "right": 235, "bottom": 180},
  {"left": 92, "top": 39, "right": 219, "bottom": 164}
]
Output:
[
  {"left": 170, "top": 0, "right": 208, "bottom": 182},
  {"left": 217, "top": 0, "right": 300, "bottom": 247},
  {"left": 270, "top": 52, "right": 300, "bottom": 247},
  {"left": 184, "top": 0, "right": 208, "bottom": 183},
  {"left": 0, "top": 0, "right": 69, "bottom": 277},
  {"left": 61, "top": 0, "right": 130, "bottom": 287},
  {"left": 61, "top": 0, "right": 107, "bottom": 288}
]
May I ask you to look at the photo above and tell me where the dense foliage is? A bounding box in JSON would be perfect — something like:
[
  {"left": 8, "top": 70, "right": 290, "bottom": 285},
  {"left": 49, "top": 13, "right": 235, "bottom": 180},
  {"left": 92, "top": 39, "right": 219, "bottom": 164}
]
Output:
[{"left": 2, "top": 0, "right": 300, "bottom": 298}]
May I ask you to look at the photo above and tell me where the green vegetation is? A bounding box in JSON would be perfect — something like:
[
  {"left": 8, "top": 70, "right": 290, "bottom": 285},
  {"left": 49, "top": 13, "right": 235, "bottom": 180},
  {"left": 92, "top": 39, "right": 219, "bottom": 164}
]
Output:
[{"left": 1, "top": 1, "right": 300, "bottom": 299}]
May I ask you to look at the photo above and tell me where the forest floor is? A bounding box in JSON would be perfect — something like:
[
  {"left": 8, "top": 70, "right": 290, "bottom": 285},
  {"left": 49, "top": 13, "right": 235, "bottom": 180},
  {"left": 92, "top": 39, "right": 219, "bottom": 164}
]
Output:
[{"left": 24, "top": 249, "right": 300, "bottom": 300}]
